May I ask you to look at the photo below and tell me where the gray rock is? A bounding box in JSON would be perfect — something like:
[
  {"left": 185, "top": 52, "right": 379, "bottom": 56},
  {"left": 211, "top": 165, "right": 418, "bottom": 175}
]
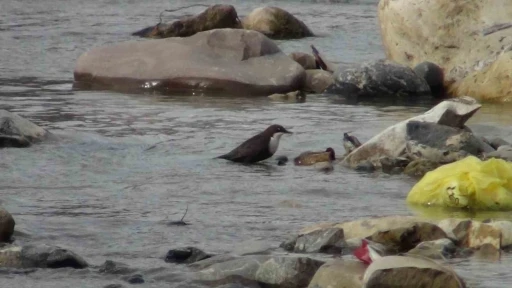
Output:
[
  {"left": 294, "top": 228, "right": 345, "bottom": 253},
  {"left": 20, "top": 244, "right": 88, "bottom": 269},
  {"left": 99, "top": 260, "right": 136, "bottom": 275},
  {"left": 232, "top": 240, "right": 274, "bottom": 256},
  {"left": 188, "top": 254, "right": 239, "bottom": 270},
  {"left": 329, "top": 59, "right": 431, "bottom": 98},
  {"left": 413, "top": 61, "right": 445, "bottom": 97},
  {"left": 0, "top": 110, "right": 48, "bottom": 148},
  {"left": 74, "top": 29, "right": 305, "bottom": 96},
  {"left": 355, "top": 161, "right": 376, "bottom": 172},
  {"left": 379, "top": 157, "right": 410, "bottom": 174},
  {"left": 304, "top": 70, "right": 334, "bottom": 93},
  {"left": 165, "top": 247, "right": 212, "bottom": 264},
  {"left": 488, "top": 137, "right": 511, "bottom": 149},
  {"left": 254, "top": 256, "right": 324, "bottom": 288},
  {"left": 485, "top": 145, "right": 512, "bottom": 161},
  {"left": 0, "top": 208, "right": 14, "bottom": 243},
  {"left": 242, "top": 7, "right": 314, "bottom": 39},
  {"left": 132, "top": 5, "right": 241, "bottom": 38},
  {"left": 405, "top": 121, "right": 488, "bottom": 161},
  {"left": 289, "top": 52, "right": 317, "bottom": 70},
  {"left": 103, "top": 284, "right": 125, "bottom": 288},
  {"left": 0, "top": 245, "right": 22, "bottom": 268},
  {"left": 406, "top": 238, "right": 456, "bottom": 260},
  {"left": 196, "top": 255, "right": 270, "bottom": 282}
]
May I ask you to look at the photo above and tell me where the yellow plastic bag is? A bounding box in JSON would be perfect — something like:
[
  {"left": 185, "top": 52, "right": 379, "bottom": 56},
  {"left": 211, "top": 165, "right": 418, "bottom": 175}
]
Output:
[{"left": 406, "top": 156, "right": 512, "bottom": 211}]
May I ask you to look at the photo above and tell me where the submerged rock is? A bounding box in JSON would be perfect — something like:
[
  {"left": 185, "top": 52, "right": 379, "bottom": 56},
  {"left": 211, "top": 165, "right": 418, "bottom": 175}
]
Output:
[
  {"left": 343, "top": 96, "right": 481, "bottom": 168},
  {"left": 403, "top": 159, "right": 441, "bottom": 178},
  {"left": 328, "top": 59, "right": 431, "bottom": 98},
  {"left": 307, "top": 260, "right": 365, "bottom": 288},
  {"left": 165, "top": 247, "right": 212, "bottom": 264},
  {"left": 99, "top": 260, "right": 136, "bottom": 275},
  {"left": 20, "top": 244, "right": 88, "bottom": 269},
  {"left": 125, "top": 274, "right": 145, "bottom": 284},
  {"left": 132, "top": 5, "right": 241, "bottom": 38},
  {"left": 0, "top": 208, "right": 14, "bottom": 243},
  {"left": 0, "top": 110, "right": 49, "bottom": 148},
  {"left": 268, "top": 90, "right": 306, "bottom": 102},
  {"left": 74, "top": 29, "right": 305, "bottom": 96},
  {"left": 242, "top": 7, "right": 314, "bottom": 39},
  {"left": 304, "top": 70, "right": 334, "bottom": 93}
]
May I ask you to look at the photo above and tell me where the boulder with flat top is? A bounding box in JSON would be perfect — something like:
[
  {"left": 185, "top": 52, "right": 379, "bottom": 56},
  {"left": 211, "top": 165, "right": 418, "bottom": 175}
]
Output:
[{"left": 74, "top": 29, "right": 305, "bottom": 96}]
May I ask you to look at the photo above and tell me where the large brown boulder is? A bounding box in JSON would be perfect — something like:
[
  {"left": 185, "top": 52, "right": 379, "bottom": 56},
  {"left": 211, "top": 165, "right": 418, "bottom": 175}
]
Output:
[
  {"left": 242, "top": 7, "right": 314, "bottom": 39},
  {"left": 132, "top": 5, "right": 242, "bottom": 39},
  {"left": 74, "top": 29, "right": 305, "bottom": 96},
  {"left": 378, "top": 0, "right": 512, "bottom": 102}
]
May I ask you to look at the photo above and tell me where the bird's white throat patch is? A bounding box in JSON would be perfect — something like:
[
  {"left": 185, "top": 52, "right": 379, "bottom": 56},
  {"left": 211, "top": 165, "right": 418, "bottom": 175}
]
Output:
[{"left": 269, "top": 132, "right": 284, "bottom": 154}]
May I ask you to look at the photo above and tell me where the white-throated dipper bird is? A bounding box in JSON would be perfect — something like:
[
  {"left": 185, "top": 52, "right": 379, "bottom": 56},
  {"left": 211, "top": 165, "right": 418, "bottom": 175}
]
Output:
[{"left": 216, "top": 124, "right": 292, "bottom": 163}]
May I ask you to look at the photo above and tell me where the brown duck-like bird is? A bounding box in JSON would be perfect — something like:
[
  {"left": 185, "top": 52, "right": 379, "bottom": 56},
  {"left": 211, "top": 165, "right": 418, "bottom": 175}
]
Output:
[
  {"left": 216, "top": 124, "right": 292, "bottom": 163},
  {"left": 294, "top": 147, "right": 336, "bottom": 166}
]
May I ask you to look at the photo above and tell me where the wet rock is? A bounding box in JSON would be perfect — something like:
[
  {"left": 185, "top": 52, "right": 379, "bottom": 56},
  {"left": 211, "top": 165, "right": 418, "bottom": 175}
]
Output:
[
  {"left": 276, "top": 156, "right": 289, "bottom": 166},
  {"left": 196, "top": 255, "right": 270, "bottom": 282},
  {"left": 413, "top": 61, "right": 445, "bottom": 97},
  {"left": 289, "top": 52, "right": 317, "bottom": 70},
  {"left": 242, "top": 7, "right": 314, "bottom": 39},
  {"left": 343, "top": 97, "right": 481, "bottom": 168},
  {"left": 308, "top": 260, "right": 365, "bottom": 288},
  {"left": 378, "top": 0, "right": 512, "bottom": 102},
  {"left": 277, "top": 199, "right": 301, "bottom": 208},
  {"left": 485, "top": 145, "right": 512, "bottom": 161},
  {"left": 99, "top": 260, "right": 136, "bottom": 275},
  {"left": 363, "top": 256, "right": 466, "bottom": 288},
  {"left": 453, "top": 220, "right": 501, "bottom": 250},
  {"left": 0, "top": 110, "right": 48, "bottom": 148},
  {"left": 293, "top": 228, "right": 345, "bottom": 253},
  {"left": 279, "top": 236, "right": 297, "bottom": 252},
  {"left": 368, "top": 222, "right": 447, "bottom": 253},
  {"left": 20, "top": 244, "right": 88, "bottom": 269},
  {"left": 403, "top": 159, "right": 441, "bottom": 178},
  {"left": 0, "top": 208, "right": 15, "bottom": 243},
  {"left": 405, "top": 121, "right": 489, "bottom": 161},
  {"left": 379, "top": 156, "right": 410, "bottom": 174},
  {"left": 74, "top": 29, "right": 305, "bottom": 96},
  {"left": 254, "top": 256, "right": 324, "bottom": 288},
  {"left": 188, "top": 254, "right": 239, "bottom": 270},
  {"left": 132, "top": 5, "right": 241, "bottom": 38},
  {"left": 329, "top": 59, "right": 431, "bottom": 98},
  {"left": 125, "top": 274, "right": 144, "bottom": 284},
  {"left": 196, "top": 255, "right": 323, "bottom": 287},
  {"left": 407, "top": 238, "right": 456, "bottom": 260},
  {"left": 485, "top": 221, "right": 512, "bottom": 248},
  {"left": 304, "top": 70, "right": 334, "bottom": 93},
  {"left": 165, "top": 247, "right": 212, "bottom": 264},
  {"left": 268, "top": 90, "right": 306, "bottom": 102},
  {"left": 489, "top": 137, "right": 511, "bottom": 150},
  {"left": 300, "top": 215, "right": 429, "bottom": 240}
]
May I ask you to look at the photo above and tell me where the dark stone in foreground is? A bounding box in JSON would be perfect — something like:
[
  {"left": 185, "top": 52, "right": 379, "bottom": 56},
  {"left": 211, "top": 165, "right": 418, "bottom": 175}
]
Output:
[
  {"left": 20, "top": 244, "right": 88, "bottom": 269},
  {"left": 413, "top": 61, "right": 445, "bottom": 97},
  {"left": 126, "top": 274, "right": 144, "bottom": 284},
  {"left": 165, "top": 247, "right": 212, "bottom": 264},
  {"left": 0, "top": 208, "right": 15, "bottom": 243},
  {"left": 328, "top": 59, "right": 431, "bottom": 98},
  {"left": 132, "top": 5, "right": 241, "bottom": 39},
  {"left": 74, "top": 29, "right": 305, "bottom": 96}
]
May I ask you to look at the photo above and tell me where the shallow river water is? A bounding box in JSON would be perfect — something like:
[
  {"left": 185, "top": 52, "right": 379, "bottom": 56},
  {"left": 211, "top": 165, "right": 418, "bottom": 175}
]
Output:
[{"left": 1, "top": 0, "right": 512, "bottom": 287}]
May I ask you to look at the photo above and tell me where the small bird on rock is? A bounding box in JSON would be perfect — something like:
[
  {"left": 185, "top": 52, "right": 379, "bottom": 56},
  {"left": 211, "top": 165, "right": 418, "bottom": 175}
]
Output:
[
  {"left": 216, "top": 124, "right": 292, "bottom": 164},
  {"left": 343, "top": 132, "right": 362, "bottom": 155}
]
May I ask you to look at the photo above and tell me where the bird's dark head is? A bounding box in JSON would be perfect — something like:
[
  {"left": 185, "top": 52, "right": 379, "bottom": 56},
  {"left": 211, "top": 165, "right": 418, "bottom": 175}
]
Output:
[
  {"left": 266, "top": 124, "right": 292, "bottom": 137},
  {"left": 325, "top": 147, "right": 336, "bottom": 160}
]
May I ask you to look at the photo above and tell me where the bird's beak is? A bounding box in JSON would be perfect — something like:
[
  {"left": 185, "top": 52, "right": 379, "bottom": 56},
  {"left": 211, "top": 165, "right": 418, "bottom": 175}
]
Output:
[{"left": 283, "top": 129, "right": 293, "bottom": 134}]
